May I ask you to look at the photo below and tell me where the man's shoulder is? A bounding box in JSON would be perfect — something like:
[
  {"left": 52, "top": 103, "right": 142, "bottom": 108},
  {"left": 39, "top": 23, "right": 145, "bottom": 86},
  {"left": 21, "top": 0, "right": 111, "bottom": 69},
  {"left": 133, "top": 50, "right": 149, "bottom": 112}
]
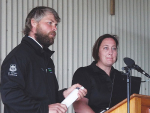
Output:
[
  {"left": 9, "top": 43, "right": 31, "bottom": 56},
  {"left": 2, "top": 40, "right": 34, "bottom": 65}
]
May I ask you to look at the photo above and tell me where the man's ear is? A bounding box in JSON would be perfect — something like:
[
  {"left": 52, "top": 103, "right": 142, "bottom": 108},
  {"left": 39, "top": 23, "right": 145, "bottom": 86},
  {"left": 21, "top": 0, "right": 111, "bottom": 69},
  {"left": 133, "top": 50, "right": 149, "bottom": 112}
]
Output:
[{"left": 31, "top": 19, "right": 37, "bottom": 28}]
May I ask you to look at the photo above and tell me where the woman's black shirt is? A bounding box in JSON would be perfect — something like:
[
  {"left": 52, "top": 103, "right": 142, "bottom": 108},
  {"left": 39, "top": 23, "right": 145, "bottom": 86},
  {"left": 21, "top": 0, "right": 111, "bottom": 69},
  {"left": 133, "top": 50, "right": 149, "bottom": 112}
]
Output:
[{"left": 72, "top": 61, "right": 122, "bottom": 113}]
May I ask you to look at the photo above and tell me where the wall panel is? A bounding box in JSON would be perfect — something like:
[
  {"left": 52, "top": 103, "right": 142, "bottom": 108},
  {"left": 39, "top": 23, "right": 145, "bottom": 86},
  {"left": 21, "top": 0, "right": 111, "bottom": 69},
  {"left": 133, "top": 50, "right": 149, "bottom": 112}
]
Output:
[{"left": 0, "top": 0, "right": 150, "bottom": 113}]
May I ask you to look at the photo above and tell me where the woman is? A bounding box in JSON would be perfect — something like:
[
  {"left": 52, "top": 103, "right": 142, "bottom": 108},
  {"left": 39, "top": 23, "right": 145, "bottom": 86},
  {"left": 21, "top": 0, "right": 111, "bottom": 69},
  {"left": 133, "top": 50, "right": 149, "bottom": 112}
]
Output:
[{"left": 72, "top": 34, "right": 121, "bottom": 113}]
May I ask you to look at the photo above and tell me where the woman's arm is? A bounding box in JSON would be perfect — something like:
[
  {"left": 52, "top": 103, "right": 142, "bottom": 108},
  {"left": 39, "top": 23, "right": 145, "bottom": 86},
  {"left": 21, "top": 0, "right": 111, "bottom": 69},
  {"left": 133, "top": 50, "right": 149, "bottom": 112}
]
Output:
[{"left": 73, "top": 97, "right": 95, "bottom": 113}]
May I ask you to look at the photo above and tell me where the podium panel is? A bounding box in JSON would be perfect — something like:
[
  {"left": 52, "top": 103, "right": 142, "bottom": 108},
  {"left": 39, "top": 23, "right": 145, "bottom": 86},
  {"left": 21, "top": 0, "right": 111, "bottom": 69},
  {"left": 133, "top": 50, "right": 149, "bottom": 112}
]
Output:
[{"left": 105, "top": 94, "right": 150, "bottom": 113}]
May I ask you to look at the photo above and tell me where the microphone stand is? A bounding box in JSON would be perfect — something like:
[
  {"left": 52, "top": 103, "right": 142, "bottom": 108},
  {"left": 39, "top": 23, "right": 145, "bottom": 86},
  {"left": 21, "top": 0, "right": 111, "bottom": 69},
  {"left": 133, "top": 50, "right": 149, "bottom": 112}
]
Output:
[{"left": 122, "top": 67, "right": 132, "bottom": 113}]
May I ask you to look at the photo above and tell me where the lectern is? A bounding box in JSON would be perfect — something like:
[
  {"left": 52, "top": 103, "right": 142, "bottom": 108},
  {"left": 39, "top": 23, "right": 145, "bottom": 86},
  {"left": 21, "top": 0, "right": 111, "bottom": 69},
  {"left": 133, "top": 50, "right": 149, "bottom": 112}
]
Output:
[{"left": 105, "top": 94, "right": 150, "bottom": 113}]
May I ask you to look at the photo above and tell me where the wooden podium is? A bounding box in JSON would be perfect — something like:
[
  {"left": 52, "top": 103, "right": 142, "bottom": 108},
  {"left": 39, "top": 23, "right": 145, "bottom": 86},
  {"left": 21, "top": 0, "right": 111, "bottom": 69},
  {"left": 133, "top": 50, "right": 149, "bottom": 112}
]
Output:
[{"left": 105, "top": 94, "right": 150, "bottom": 113}]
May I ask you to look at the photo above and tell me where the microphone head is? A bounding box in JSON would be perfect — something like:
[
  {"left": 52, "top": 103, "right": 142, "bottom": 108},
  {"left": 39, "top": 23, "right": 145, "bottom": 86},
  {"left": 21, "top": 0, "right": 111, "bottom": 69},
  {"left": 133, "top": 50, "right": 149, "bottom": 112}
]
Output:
[{"left": 123, "top": 57, "right": 135, "bottom": 67}]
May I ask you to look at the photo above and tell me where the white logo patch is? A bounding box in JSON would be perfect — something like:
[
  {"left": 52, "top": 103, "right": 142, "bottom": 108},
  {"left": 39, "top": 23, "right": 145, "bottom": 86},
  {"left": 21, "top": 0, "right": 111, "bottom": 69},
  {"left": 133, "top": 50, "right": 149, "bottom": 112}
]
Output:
[{"left": 8, "top": 64, "right": 18, "bottom": 76}]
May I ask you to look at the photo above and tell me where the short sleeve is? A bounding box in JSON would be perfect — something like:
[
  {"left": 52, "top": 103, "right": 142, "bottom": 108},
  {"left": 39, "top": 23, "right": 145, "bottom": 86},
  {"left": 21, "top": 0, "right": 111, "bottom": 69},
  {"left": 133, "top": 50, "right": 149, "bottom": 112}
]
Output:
[{"left": 72, "top": 67, "right": 92, "bottom": 99}]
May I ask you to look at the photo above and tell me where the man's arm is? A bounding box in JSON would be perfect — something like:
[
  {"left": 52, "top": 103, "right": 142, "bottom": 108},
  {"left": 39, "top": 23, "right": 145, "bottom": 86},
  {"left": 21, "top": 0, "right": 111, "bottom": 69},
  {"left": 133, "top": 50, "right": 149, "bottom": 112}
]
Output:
[{"left": 1, "top": 57, "right": 49, "bottom": 113}]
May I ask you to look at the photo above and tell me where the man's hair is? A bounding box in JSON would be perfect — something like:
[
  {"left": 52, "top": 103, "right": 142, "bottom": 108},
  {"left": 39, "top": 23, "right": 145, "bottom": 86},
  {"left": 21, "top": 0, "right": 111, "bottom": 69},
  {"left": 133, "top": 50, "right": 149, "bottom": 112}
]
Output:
[
  {"left": 23, "top": 6, "right": 60, "bottom": 35},
  {"left": 92, "top": 34, "right": 119, "bottom": 62}
]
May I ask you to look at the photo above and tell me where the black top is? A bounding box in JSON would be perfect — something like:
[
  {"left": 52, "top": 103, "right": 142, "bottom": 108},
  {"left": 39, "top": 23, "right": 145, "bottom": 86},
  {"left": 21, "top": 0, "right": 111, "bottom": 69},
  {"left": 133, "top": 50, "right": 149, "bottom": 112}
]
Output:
[
  {"left": 72, "top": 61, "right": 141, "bottom": 113},
  {"left": 1, "top": 35, "right": 65, "bottom": 113}
]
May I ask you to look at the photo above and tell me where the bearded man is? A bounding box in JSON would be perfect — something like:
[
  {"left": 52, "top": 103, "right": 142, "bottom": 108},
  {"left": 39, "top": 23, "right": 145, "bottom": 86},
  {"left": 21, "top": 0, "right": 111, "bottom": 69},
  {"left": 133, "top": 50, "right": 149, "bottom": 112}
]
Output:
[{"left": 1, "top": 6, "right": 87, "bottom": 113}]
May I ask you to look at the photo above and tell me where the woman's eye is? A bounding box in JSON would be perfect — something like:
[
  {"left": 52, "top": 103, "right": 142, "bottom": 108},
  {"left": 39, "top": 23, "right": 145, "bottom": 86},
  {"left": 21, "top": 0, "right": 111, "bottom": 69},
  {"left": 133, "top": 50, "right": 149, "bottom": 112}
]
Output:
[
  {"left": 104, "top": 47, "right": 108, "bottom": 50},
  {"left": 112, "top": 47, "right": 117, "bottom": 50}
]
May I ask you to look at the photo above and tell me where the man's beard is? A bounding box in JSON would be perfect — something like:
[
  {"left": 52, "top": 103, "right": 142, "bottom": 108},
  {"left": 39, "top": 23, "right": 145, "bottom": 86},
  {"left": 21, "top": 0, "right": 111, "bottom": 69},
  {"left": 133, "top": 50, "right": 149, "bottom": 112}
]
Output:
[{"left": 35, "top": 27, "right": 55, "bottom": 48}]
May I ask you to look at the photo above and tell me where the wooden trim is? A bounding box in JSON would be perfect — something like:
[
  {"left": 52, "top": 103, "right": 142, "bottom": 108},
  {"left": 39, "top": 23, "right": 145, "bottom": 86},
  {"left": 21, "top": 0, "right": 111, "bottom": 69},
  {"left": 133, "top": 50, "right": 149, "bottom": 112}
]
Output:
[
  {"left": 110, "top": 0, "right": 115, "bottom": 15},
  {"left": 105, "top": 94, "right": 150, "bottom": 113}
]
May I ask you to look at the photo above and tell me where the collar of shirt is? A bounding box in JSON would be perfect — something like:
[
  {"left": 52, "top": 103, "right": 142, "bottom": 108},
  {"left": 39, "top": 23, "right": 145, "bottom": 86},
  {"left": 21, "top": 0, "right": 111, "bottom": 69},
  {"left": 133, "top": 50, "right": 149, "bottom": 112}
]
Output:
[
  {"left": 91, "top": 61, "right": 115, "bottom": 74},
  {"left": 22, "top": 35, "right": 55, "bottom": 57},
  {"left": 28, "top": 36, "right": 43, "bottom": 48}
]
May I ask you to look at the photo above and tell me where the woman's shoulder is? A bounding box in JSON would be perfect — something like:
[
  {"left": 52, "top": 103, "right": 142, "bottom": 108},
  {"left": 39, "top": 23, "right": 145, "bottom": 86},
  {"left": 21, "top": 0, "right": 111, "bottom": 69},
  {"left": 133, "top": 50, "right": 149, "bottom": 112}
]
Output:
[
  {"left": 114, "top": 68, "right": 122, "bottom": 74},
  {"left": 75, "top": 64, "right": 96, "bottom": 76},
  {"left": 73, "top": 65, "right": 93, "bottom": 79},
  {"left": 72, "top": 66, "right": 93, "bottom": 92},
  {"left": 75, "top": 66, "right": 91, "bottom": 72}
]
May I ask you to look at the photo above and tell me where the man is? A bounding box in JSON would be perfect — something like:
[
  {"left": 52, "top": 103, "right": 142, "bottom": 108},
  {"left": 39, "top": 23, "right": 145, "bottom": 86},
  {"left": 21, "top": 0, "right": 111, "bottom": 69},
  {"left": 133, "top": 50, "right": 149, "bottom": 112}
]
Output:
[{"left": 1, "top": 6, "right": 87, "bottom": 113}]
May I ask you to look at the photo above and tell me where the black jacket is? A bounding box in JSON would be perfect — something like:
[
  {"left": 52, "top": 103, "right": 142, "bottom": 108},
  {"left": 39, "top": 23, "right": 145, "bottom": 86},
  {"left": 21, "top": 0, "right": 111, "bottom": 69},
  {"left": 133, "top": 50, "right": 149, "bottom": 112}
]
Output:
[{"left": 1, "top": 35, "right": 65, "bottom": 113}]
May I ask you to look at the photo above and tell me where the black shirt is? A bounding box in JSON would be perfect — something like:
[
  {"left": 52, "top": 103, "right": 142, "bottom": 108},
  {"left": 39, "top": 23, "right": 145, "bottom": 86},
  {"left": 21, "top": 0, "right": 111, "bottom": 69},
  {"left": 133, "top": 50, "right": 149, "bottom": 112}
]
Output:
[{"left": 72, "top": 61, "right": 123, "bottom": 113}]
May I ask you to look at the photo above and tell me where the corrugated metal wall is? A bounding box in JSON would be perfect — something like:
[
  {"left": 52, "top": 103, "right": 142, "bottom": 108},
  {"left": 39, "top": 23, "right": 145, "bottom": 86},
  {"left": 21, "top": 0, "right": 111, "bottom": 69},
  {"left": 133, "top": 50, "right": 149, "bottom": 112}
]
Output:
[{"left": 0, "top": 0, "right": 150, "bottom": 113}]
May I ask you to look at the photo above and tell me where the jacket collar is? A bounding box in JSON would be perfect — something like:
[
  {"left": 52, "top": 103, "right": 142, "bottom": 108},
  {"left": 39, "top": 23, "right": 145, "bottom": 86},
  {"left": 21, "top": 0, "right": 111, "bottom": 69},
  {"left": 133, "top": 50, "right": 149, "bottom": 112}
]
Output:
[
  {"left": 21, "top": 35, "right": 54, "bottom": 57},
  {"left": 90, "top": 61, "right": 115, "bottom": 75},
  {"left": 90, "top": 61, "right": 116, "bottom": 80}
]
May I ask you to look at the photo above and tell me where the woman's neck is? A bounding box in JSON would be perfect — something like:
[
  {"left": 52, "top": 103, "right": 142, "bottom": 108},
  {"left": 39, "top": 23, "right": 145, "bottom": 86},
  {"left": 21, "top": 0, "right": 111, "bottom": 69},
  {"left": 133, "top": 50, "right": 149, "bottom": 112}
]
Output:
[{"left": 96, "top": 62, "right": 112, "bottom": 76}]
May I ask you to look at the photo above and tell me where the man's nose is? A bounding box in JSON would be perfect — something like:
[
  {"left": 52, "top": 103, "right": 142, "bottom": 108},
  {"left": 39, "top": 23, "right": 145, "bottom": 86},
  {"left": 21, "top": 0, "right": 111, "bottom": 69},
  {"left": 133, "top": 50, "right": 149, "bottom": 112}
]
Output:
[{"left": 52, "top": 26, "right": 57, "bottom": 31}]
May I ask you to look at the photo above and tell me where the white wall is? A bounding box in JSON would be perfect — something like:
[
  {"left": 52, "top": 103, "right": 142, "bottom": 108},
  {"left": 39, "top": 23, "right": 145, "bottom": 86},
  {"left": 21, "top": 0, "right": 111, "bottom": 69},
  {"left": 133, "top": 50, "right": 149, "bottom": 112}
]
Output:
[{"left": 0, "top": 0, "right": 150, "bottom": 113}]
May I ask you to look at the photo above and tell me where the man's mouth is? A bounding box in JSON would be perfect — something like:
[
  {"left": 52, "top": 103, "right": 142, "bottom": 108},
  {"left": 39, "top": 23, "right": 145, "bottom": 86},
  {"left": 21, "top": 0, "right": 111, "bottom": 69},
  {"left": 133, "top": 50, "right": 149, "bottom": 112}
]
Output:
[{"left": 50, "top": 31, "right": 56, "bottom": 37}]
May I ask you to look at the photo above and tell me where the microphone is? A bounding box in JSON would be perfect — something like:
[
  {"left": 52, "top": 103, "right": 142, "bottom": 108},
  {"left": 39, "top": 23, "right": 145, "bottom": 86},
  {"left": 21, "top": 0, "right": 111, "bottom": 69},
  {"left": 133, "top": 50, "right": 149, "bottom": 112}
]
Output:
[
  {"left": 123, "top": 57, "right": 135, "bottom": 68},
  {"left": 123, "top": 57, "right": 150, "bottom": 78}
]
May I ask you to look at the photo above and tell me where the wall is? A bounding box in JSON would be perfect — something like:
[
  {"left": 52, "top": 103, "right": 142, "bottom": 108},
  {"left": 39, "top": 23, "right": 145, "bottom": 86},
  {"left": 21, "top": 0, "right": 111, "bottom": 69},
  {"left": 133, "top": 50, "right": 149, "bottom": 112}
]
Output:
[
  {"left": 0, "top": 0, "right": 1, "bottom": 74},
  {"left": 0, "top": 0, "right": 150, "bottom": 113}
]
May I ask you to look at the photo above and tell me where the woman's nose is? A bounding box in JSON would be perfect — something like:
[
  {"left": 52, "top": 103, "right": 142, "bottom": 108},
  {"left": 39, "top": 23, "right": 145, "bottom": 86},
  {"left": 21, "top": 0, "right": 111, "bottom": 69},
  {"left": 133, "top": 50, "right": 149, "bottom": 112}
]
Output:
[{"left": 108, "top": 49, "right": 113, "bottom": 54}]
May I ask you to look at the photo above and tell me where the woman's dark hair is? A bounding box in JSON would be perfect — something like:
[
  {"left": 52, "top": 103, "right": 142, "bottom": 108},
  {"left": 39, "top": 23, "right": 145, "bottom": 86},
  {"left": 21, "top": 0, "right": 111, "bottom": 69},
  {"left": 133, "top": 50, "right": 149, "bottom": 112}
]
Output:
[
  {"left": 23, "top": 6, "right": 60, "bottom": 35},
  {"left": 92, "top": 34, "right": 119, "bottom": 62}
]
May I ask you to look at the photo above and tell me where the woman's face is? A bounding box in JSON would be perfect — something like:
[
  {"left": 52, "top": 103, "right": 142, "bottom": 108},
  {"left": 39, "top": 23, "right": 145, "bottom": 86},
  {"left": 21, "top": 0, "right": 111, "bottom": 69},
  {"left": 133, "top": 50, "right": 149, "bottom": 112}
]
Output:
[{"left": 98, "top": 38, "right": 117, "bottom": 67}]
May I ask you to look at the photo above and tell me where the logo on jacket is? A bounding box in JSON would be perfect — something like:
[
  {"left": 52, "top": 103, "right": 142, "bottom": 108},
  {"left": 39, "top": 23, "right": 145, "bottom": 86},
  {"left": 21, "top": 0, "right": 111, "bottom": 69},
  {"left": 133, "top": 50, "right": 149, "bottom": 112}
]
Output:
[
  {"left": 48, "top": 68, "right": 53, "bottom": 73},
  {"left": 8, "top": 64, "right": 17, "bottom": 76}
]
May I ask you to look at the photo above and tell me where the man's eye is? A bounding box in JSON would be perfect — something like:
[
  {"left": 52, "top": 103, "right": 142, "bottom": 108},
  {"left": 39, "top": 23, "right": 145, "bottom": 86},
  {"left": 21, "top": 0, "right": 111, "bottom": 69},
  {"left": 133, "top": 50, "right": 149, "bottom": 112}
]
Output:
[{"left": 48, "top": 22, "right": 52, "bottom": 24}]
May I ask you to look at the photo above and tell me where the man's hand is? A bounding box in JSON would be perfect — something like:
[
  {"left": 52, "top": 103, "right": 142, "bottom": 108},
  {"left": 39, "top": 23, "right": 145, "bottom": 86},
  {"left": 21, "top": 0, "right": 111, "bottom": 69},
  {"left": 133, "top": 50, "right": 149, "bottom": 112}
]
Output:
[
  {"left": 63, "top": 84, "right": 87, "bottom": 101},
  {"left": 48, "top": 103, "right": 67, "bottom": 113}
]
